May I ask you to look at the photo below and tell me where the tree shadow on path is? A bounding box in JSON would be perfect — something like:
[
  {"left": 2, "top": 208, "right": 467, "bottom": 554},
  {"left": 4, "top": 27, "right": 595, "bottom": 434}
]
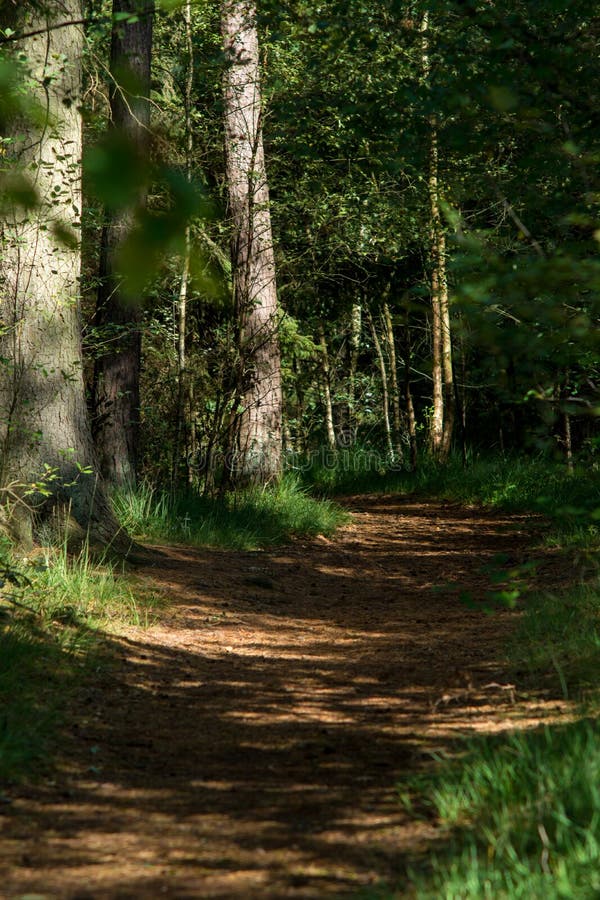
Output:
[{"left": 0, "top": 498, "right": 568, "bottom": 899}]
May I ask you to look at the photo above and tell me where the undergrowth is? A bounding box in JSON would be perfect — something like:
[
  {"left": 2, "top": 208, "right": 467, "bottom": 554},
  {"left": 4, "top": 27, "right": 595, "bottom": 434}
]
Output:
[
  {"left": 113, "top": 475, "right": 348, "bottom": 549},
  {"left": 300, "top": 450, "right": 600, "bottom": 547},
  {"left": 397, "top": 715, "right": 600, "bottom": 899},
  {"left": 509, "top": 583, "right": 600, "bottom": 696},
  {"left": 0, "top": 544, "right": 162, "bottom": 783}
]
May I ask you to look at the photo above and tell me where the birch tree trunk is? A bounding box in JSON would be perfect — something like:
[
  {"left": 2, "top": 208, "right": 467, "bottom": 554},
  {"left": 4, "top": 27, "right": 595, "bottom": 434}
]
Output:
[
  {"left": 347, "top": 300, "right": 361, "bottom": 445},
  {"left": 403, "top": 307, "right": 418, "bottom": 471},
  {"left": 92, "top": 0, "right": 153, "bottom": 488},
  {"left": 438, "top": 223, "right": 455, "bottom": 459},
  {"left": 0, "top": 3, "right": 128, "bottom": 551},
  {"left": 383, "top": 301, "right": 404, "bottom": 462},
  {"left": 173, "top": 0, "right": 193, "bottom": 486},
  {"left": 221, "top": 0, "right": 282, "bottom": 485},
  {"left": 366, "top": 309, "right": 394, "bottom": 460},
  {"left": 428, "top": 199, "right": 445, "bottom": 457},
  {"left": 318, "top": 323, "right": 336, "bottom": 453},
  {"left": 422, "top": 10, "right": 455, "bottom": 460}
]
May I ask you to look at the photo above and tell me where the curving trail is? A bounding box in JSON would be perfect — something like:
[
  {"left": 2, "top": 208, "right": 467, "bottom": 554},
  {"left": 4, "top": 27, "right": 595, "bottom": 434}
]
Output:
[{"left": 0, "top": 498, "right": 567, "bottom": 898}]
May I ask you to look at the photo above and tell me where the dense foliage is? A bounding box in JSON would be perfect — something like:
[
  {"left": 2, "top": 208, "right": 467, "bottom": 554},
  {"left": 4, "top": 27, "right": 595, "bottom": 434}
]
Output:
[{"left": 77, "top": 0, "right": 600, "bottom": 485}]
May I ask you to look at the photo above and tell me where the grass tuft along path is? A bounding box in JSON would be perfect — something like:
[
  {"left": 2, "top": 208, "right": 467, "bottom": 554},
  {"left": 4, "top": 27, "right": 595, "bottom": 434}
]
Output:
[{"left": 0, "top": 497, "right": 570, "bottom": 898}]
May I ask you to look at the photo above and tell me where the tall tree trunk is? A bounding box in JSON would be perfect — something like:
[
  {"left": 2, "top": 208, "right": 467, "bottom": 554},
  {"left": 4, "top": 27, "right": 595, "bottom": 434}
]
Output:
[
  {"left": 318, "top": 323, "right": 336, "bottom": 452},
  {"left": 0, "top": 3, "right": 128, "bottom": 551},
  {"left": 438, "top": 226, "right": 455, "bottom": 459},
  {"left": 366, "top": 309, "right": 394, "bottom": 460},
  {"left": 403, "top": 305, "right": 418, "bottom": 471},
  {"left": 174, "top": 0, "right": 194, "bottom": 487},
  {"left": 347, "top": 300, "right": 362, "bottom": 446},
  {"left": 92, "top": 0, "right": 154, "bottom": 488},
  {"left": 563, "top": 406, "right": 574, "bottom": 475},
  {"left": 562, "top": 371, "right": 574, "bottom": 475},
  {"left": 428, "top": 249, "right": 445, "bottom": 456},
  {"left": 174, "top": 228, "right": 192, "bottom": 484},
  {"left": 292, "top": 355, "right": 309, "bottom": 454},
  {"left": 383, "top": 300, "right": 404, "bottom": 462},
  {"left": 429, "top": 215, "right": 456, "bottom": 459},
  {"left": 422, "top": 10, "right": 454, "bottom": 460},
  {"left": 221, "top": 0, "right": 282, "bottom": 485}
]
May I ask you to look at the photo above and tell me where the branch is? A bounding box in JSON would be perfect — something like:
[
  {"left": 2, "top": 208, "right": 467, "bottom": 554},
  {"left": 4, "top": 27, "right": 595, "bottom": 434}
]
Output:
[
  {"left": 0, "top": 8, "right": 156, "bottom": 46},
  {"left": 0, "top": 19, "right": 90, "bottom": 44}
]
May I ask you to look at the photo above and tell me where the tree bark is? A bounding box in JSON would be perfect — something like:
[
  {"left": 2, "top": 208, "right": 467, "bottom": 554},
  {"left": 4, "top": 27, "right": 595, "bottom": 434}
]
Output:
[
  {"left": 422, "top": 9, "right": 454, "bottom": 460},
  {"left": 347, "top": 300, "right": 361, "bottom": 446},
  {"left": 318, "top": 323, "right": 336, "bottom": 452},
  {"left": 92, "top": 0, "right": 153, "bottom": 489},
  {"left": 429, "top": 249, "right": 445, "bottom": 457},
  {"left": 563, "top": 407, "right": 574, "bottom": 474},
  {"left": 403, "top": 304, "right": 418, "bottom": 471},
  {"left": 174, "top": 227, "right": 191, "bottom": 484},
  {"left": 561, "top": 372, "right": 574, "bottom": 475},
  {"left": 382, "top": 300, "right": 404, "bottom": 462},
  {"left": 221, "top": 0, "right": 282, "bottom": 486},
  {"left": 366, "top": 309, "right": 394, "bottom": 460},
  {"left": 173, "top": 0, "right": 194, "bottom": 487},
  {"left": 0, "top": 2, "right": 128, "bottom": 551},
  {"left": 439, "top": 225, "right": 455, "bottom": 459}
]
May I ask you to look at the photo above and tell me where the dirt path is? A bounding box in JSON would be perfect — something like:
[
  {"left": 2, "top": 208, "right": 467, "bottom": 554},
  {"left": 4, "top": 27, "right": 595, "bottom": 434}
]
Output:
[{"left": 0, "top": 497, "right": 568, "bottom": 899}]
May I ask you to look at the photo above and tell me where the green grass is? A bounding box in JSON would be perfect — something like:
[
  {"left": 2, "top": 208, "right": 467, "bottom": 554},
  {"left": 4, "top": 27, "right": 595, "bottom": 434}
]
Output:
[
  {"left": 113, "top": 475, "right": 349, "bottom": 549},
  {"left": 509, "top": 583, "right": 600, "bottom": 696},
  {"left": 301, "top": 450, "right": 600, "bottom": 546},
  {"left": 27, "top": 544, "right": 164, "bottom": 631},
  {"left": 398, "top": 715, "right": 600, "bottom": 899},
  {"left": 0, "top": 544, "right": 162, "bottom": 783}
]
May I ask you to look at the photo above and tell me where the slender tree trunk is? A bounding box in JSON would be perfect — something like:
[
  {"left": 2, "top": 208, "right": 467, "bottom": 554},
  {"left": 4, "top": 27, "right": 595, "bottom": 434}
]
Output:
[
  {"left": 92, "top": 0, "right": 154, "bottom": 489},
  {"left": 221, "top": 0, "right": 282, "bottom": 485},
  {"left": 293, "top": 355, "right": 309, "bottom": 454},
  {"left": 174, "top": 227, "right": 191, "bottom": 484},
  {"left": 563, "top": 408, "right": 574, "bottom": 474},
  {"left": 439, "top": 226, "right": 455, "bottom": 458},
  {"left": 318, "top": 323, "right": 336, "bottom": 452},
  {"left": 0, "top": 3, "right": 128, "bottom": 551},
  {"left": 347, "top": 300, "right": 362, "bottom": 445},
  {"left": 174, "top": 0, "right": 194, "bottom": 486},
  {"left": 421, "top": 11, "right": 442, "bottom": 457},
  {"left": 429, "top": 254, "right": 444, "bottom": 456},
  {"left": 422, "top": 10, "right": 454, "bottom": 460},
  {"left": 562, "top": 371, "right": 574, "bottom": 475},
  {"left": 403, "top": 305, "right": 418, "bottom": 471},
  {"left": 367, "top": 309, "right": 394, "bottom": 460},
  {"left": 429, "top": 215, "right": 456, "bottom": 459},
  {"left": 383, "top": 300, "right": 404, "bottom": 461}
]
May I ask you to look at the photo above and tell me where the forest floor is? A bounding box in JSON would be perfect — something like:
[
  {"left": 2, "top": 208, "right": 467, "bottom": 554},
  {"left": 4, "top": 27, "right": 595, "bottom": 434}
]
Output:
[{"left": 0, "top": 496, "right": 574, "bottom": 899}]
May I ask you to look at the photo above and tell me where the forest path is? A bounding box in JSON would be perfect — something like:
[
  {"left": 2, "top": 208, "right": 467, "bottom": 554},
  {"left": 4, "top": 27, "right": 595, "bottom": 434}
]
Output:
[{"left": 1, "top": 497, "right": 568, "bottom": 899}]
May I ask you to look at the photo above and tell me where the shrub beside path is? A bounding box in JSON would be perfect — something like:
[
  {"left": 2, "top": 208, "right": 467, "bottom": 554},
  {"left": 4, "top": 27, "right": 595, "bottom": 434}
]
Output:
[{"left": 0, "top": 497, "right": 569, "bottom": 898}]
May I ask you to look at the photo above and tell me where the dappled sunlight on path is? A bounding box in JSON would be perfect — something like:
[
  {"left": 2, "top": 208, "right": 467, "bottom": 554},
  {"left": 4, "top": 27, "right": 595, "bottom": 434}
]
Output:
[{"left": 0, "top": 498, "right": 569, "bottom": 898}]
